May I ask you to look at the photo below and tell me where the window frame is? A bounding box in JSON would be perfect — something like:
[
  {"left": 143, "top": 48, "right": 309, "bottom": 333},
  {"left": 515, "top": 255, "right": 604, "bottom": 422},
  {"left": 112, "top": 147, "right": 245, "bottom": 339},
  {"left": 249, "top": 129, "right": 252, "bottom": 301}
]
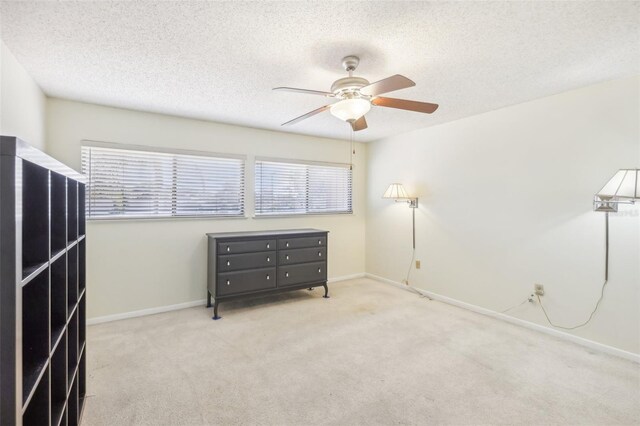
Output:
[
  {"left": 254, "top": 156, "right": 354, "bottom": 218},
  {"left": 81, "top": 140, "right": 247, "bottom": 221}
]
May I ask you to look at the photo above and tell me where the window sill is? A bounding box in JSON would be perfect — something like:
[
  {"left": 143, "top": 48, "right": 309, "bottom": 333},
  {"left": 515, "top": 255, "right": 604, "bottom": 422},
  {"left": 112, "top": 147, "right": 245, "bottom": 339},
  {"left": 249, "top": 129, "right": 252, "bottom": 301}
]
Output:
[
  {"left": 253, "top": 212, "right": 353, "bottom": 219},
  {"left": 87, "top": 215, "right": 249, "bottom": 223}
]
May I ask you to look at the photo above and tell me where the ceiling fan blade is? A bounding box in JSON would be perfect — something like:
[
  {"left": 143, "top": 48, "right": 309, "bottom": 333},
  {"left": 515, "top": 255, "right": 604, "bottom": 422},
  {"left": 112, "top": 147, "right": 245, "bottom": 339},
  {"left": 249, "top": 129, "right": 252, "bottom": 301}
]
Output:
[
  {"left": 372, "top": 96, "right": 439, "bottom": 114},
  {"left": 273, "top": 87, "right": 335, "bottom": 97},
  {"left": 350, "top": 116, "right": 368, "bottom": 131},
  {"left": 359, "top": 75, "right": 415, "bottom": 96},
  {"left": 281, "top": 105, "right": 332, "bottom": 126}
]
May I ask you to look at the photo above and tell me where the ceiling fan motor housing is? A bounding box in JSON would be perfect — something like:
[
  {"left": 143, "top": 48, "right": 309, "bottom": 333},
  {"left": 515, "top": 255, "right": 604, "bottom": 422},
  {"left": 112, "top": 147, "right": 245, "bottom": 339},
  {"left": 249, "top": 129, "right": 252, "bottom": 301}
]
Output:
[{"left": 331, "top": 76, "right": 370, "bottom": 98}]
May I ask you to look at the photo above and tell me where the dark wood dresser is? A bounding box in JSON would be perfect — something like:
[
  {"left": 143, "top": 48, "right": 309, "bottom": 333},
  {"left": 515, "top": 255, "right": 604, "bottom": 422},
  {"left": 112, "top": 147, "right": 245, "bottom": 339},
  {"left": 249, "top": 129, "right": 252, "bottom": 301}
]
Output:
[{"left": 206, "top": 229, "right": 329, "bottom": 319}]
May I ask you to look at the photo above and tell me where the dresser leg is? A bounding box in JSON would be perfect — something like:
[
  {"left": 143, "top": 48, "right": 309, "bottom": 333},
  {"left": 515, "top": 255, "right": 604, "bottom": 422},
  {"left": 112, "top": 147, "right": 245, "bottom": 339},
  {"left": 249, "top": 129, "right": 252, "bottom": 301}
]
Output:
[
  {"left": 212, "top": 300, "right": 221, "bottom": 320},
  {"left": 206, "top": 291, "right": 212, "bottom": 308},
  {"left": 323, "top": 284, "right": 330, "bottom": 298}
]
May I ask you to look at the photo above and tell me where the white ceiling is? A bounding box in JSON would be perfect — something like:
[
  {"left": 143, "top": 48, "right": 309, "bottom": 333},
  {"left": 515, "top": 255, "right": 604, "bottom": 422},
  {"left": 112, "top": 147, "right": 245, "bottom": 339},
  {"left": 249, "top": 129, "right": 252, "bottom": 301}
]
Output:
[{"left": 1, "top": 1, "right": 638, "bottom": 142}]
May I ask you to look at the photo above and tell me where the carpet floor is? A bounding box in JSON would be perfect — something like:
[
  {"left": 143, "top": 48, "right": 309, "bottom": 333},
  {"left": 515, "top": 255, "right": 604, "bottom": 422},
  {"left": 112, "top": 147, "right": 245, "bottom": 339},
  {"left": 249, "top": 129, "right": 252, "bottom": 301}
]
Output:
[{"left": 83, "top": 278, "right": 640, "bottom": 425}]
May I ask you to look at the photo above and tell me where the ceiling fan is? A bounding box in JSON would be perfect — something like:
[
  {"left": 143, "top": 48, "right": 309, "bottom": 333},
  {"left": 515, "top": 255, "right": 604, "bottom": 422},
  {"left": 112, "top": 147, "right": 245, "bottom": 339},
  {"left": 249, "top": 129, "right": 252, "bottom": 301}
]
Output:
[{"left": 273, "top": 55, "right": 439, "bottom": 132}]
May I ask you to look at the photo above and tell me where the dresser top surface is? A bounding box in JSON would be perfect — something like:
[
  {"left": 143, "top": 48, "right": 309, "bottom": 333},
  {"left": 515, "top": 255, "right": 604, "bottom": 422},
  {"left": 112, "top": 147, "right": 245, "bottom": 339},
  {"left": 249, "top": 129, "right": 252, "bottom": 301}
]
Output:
[{"left": 207, "top": 228, "right": 328, "bottom": 239}]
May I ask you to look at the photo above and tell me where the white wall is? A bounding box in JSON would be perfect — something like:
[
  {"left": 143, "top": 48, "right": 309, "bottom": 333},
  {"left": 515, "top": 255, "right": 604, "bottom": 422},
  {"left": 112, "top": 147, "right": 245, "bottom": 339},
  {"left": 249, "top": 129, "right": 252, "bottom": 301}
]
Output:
[
  {"left": 0, "top": 41, "right": 46, "bottom": 150},
  {"left": 46, "top": 98, "right": 366, "bottom": 319},
  {"left": 366, "top": 76, "right": 640, "bottom": 354}
]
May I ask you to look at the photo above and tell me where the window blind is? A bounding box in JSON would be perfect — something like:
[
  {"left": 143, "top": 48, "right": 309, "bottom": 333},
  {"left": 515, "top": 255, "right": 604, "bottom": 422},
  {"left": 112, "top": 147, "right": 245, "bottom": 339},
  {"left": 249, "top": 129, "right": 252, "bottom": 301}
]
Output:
[
  {"left": 255, "top": 159, "right": 352, "bottom": 215},
  {"left": 81, "top": 143, "right": 245, "bottom": 219}
]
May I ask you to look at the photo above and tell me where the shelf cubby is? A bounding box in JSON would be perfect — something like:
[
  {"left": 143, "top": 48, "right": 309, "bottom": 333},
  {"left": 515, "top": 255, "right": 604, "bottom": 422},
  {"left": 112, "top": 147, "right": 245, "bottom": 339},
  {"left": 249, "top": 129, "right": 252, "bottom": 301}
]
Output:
[
  {"left": 23, "top": 365, "right": 50, "bottom": 426},
  {"left": 79, "top": 293, "right": 86, "bottom": 349},
  {"left": 78, "top": 183, "right": 86, "bottom": 236},
  {"left": 22, "top": 269, "right": 50, "bottom": 403},
  {"left": 67, "top": 179, "right": 78, "bottom": 243},
  {"left": 68, "top": 308, "right": 78, "bottom": 388},
  {"left": 60, "top": 406, "right": 68, "bottom": 426},
  {"left": 22, "top": 160, "right": 49, "bottom": 278},
  {"left": 79, "top": 348, "right": 86, "bottom": 416},
  {"left": 68, "top": 374, "right": 79, "bottom": 426},
  {"left": 68, "top": 244, "right": 78, "bottom": 314},
  {"left": 51, "top": 254, "right": 67, "bottom": 345},
  {"left": 79, "top": 238, "right": 86, "bottom": 294},
  {"left": 51, "top": 171, "right": 67, "bottom": 255},
  {"left": 51, "top": 330, "right": 67, "bottom": 425}
]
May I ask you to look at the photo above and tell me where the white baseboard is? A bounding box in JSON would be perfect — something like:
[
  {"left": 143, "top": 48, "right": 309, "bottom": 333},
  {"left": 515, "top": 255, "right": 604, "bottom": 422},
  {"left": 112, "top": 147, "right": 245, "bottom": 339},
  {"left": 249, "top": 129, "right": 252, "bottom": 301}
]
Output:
[
  {"left": 365, "top": 273, "right": 640, "bottom": 364},
  {"left": 328, "top": 272, "right": 366, "bottom": 283},
  {"left": 88, "top": 272, "right": 366, "bottom": 325},
  {"left": 87, "top": 299, "right": 207, "bottom": 325}
]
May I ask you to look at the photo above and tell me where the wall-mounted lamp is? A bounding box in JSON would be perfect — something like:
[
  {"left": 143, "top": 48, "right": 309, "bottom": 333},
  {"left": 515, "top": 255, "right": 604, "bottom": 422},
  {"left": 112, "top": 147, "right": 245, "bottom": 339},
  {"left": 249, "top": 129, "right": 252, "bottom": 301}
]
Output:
[
  {"left": 383, "top": 183, "right": 418, "bottom": 250},
  {"left": 593, "top": 169, "right": 639, "bottom": 212},
  {"left": 383, "top": 183, "right": 418, "bottom": 208},
  {"left": 539, "top": 168, "right": 639, "bottom": 330}
]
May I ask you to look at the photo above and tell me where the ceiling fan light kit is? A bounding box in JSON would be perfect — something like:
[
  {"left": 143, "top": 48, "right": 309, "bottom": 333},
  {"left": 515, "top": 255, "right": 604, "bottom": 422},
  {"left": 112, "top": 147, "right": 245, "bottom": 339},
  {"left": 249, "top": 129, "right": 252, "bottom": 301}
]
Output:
[
  {"left": 274, "top": 55, "right": 439, "bottom": 132},
  {"left": 330, "top": 98, "right": 371, "bottom": 122}
]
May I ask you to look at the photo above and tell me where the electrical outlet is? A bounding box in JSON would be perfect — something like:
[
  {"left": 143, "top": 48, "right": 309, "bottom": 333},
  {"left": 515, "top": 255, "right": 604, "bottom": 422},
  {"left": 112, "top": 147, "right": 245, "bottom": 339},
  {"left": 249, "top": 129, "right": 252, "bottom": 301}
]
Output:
[
  {"left": 415, "top": 260, "right": 421, "bottom": 269},
  {"left": 534, "top": 284, "right": 544, "bottom": 296}
]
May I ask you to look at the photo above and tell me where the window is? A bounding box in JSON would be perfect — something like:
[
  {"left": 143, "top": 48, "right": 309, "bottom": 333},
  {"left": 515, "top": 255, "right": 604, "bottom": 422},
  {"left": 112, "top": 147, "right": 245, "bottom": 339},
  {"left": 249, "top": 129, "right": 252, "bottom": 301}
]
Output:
[
  {"left": 81, "top": 142, "right": 245, "bottom": 219},
  {"left": 255, "top": 158, "right": 352, "bottom": 216}
]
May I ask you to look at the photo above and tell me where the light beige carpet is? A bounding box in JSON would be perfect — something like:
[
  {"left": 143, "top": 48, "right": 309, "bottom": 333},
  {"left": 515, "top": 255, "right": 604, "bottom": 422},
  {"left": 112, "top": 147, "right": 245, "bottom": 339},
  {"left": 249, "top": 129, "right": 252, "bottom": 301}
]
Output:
[{"left": 83, "top": 278, "right": 640, "bottom": 425}]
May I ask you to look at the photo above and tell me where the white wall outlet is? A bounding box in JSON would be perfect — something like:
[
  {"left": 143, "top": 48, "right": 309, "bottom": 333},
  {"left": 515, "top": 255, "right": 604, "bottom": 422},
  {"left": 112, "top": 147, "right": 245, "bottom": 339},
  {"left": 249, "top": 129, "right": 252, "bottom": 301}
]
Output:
[
  {"left": 534, "top": 284, "right": 544, "bottom": 296},
  {"left": 415, "top": 260, "right": 421, "bottom": 269}
]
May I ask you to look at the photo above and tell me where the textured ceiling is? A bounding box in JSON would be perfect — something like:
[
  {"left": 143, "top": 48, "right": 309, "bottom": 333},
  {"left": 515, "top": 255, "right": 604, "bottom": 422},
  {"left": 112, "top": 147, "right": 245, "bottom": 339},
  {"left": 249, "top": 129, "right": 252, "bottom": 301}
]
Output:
[{"left": 1, "top": 1, "right": 639, "bottom": 142}]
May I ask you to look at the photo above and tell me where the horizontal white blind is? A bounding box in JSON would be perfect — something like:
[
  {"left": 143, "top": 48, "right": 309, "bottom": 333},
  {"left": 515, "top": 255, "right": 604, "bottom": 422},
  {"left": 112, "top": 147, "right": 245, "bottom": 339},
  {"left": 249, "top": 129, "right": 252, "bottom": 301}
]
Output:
[
  {"left": 255, "top": 159, "right": 352, "bottom": 215},
  {"left": 81, "top": 145, "right": 245, "bottom": 219}
]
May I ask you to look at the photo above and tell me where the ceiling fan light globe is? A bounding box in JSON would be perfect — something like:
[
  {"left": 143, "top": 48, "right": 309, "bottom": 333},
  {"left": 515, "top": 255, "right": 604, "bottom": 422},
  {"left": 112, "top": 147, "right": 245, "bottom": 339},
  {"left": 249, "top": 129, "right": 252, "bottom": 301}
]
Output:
[{"left": 330, "top": 98, "right": 371, "bottom": 122}]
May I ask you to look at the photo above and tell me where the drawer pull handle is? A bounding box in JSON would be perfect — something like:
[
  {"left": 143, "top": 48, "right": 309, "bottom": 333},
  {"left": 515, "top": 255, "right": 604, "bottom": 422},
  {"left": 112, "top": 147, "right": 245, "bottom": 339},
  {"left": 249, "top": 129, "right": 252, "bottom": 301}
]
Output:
[
  {"left": 318, "top": 268, "right": 322, "bottom": 273},
  {"left": 226, "top": 261, "right": 231, "bottom": 266},
  {"left": 318, "top": 240, "right": 322, "bottom": 245},
  {"left": 286, "top": 242, "right": 290, "bottom": 247},
  {"left": 267, "top": 257, "right": 270, "bottom": 262},
  {"left": 226, "top": 246, "right": 230, "bottom": 252},
  {"left": 267, "top": 243, "right": 270, "bottom": 249},
  {"left": 226, "top": 280, "right": 231, "bottom": 286},
  {"left": 266, "top": 274, "right": 270, "bottom": 280},
  {"left": 318, "top": 252, "right": 322, "bottom": 257},
  {"left": 285, "top": 272, "right": 289, "bottom": 277},
  {"left": 286, "top": 255, "right": 290, "bottom": 260}
]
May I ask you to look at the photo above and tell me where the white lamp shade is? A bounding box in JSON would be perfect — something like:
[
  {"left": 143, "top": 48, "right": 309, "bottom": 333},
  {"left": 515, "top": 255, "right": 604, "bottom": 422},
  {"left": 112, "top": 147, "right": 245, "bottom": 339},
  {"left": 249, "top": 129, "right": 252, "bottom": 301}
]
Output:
[
  {"left": 383, "top": 183, "right": 410, "bottom": 199},
  {"left": 330, "top": 99, "right": 371, "bottom": 122},
  {"left": 596, "top": 169, "right": 639, "bottom": 200}
]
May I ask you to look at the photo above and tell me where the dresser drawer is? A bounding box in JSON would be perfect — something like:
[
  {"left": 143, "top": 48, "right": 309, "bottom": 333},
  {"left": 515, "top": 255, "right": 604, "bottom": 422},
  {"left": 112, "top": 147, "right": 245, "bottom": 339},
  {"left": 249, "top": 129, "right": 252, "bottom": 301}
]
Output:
[
  {"left": 217, "top": 267, "right": 276, "bottom": 296},
  {"left": 278, "top": 236, "right": 327, "bottom": 250},
  {"left": 217, "top": 239, "right": 275, "bottom": 254},
  {"left": 279, "top": 247, "right": 326, "bottom": 265},
  {"left": 218, "top": 251, "right": 276, "bottom": 272},
  {"left": 278, "top": 261, "right": 326, "bottom": 287}
]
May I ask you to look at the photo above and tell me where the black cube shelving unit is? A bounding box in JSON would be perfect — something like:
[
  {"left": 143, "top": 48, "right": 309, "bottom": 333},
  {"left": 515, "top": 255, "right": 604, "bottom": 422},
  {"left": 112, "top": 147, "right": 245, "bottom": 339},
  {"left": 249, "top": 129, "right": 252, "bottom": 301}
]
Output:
[{"left": 1, "top": 136, "right": 87, "bottom": 426}]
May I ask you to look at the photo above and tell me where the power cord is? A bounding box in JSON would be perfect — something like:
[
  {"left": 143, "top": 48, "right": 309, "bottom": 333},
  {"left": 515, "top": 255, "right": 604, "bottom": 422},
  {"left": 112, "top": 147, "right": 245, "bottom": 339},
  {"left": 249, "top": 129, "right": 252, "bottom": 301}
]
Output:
[
  {"left": 502, "top": 212, "right": 611, "bottom": 330},
  {"left": 536, "top": 282, "right": 608, "bottom": 330},
  {"left": 500, "top": 295, "right": 535, "bottom": 314},
  {"left": 402, "top": 248, "right": 431, "bottom": 299},
  {"left": 534, "top": 212, "right": 610, "bottom": 330},
  {"left": 404, "top": 247, "right": 416, "bottom": 285}
]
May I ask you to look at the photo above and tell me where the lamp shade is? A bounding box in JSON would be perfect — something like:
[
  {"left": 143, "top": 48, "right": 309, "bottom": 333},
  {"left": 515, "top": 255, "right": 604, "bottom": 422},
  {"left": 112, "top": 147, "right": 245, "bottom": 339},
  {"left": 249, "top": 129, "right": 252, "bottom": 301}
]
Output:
[
  {"left": 596, "top": 169, "right": 639, "bottom": 200},
  {"left": 330, "top": 99, "right": 371, "bottom": 122},
  {"left": 383, "top": 183, "right": 410, "bottom": 199}
]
